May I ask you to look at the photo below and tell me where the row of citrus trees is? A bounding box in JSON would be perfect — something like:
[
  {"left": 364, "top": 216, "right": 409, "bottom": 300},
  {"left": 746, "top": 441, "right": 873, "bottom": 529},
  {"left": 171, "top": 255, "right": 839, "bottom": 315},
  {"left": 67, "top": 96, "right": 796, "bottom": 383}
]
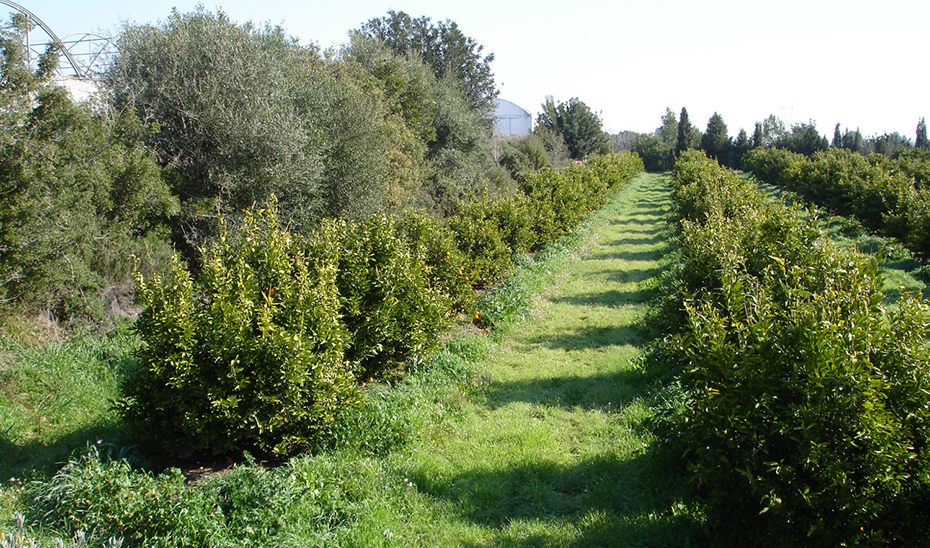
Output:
[
  {"left": 120, "top": 152, "right": 644, "bottom": 456},
  {"left": 655, "top": 151, "right": 930, "bottom": 546},
  {"left": 743, "top": 147, "right": 930, "bottom": 259}
]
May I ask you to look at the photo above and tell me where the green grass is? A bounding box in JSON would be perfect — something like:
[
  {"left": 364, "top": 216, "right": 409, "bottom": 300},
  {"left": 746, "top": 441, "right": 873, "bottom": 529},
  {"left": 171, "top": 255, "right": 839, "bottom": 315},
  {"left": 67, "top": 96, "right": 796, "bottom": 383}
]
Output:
[
  {"left": 1, "top": 173, "right": 701, "bottom": 546},
  {"left": 0, "top": 324, "right": 137, "bottom": 536},
  {"left": 387, "top": 173, "right": 701, "bottom": 546}
]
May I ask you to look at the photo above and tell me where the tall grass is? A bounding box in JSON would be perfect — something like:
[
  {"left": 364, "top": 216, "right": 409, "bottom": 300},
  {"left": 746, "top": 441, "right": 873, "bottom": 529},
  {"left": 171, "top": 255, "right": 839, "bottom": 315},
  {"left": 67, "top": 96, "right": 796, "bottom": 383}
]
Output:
[{"left": 0, "top": 324, "right": 135, "bottom": 480}]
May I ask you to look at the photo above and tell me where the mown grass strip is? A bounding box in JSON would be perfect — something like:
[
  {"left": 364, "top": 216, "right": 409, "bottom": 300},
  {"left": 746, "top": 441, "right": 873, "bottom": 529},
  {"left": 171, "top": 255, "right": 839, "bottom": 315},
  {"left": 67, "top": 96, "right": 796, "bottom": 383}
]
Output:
[{"left": 394, "top": 173, "right": 702, "bottom": 545}]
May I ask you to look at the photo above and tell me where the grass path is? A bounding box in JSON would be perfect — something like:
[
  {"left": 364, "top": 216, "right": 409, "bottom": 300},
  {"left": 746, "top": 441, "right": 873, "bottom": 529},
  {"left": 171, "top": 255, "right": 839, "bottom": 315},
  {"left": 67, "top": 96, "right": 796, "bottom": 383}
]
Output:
[{"left": 400, "top": 173, "right": 699, "bottom": 546}]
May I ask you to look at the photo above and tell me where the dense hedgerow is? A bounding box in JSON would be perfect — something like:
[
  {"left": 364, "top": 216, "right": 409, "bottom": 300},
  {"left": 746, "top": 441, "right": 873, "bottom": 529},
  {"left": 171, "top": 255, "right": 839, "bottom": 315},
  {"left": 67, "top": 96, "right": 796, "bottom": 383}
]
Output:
[
  {"left": 446, "top": 197, "right": 522, "bottom": 285},
  {"left": 123, "top": 153, "right": 642, "bottom": 456},
  {"left": 446, "top": 151, "right": 644, "bottom": 285},
  {"left": 396, "top": 211, "right": 478, "bottom": 314},
  {"left": 743, "top": 146, "right": 930, "bottom": 259},
  {"left": 325, "top": 214, "right": 454, "bottom": 381},
  {"left": 661, "top": 151, "right": 930, "bottom": 547}
]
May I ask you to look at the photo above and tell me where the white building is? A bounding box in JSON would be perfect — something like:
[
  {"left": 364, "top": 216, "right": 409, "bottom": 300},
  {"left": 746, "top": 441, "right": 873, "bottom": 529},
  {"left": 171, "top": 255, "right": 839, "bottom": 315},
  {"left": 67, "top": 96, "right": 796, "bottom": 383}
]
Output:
[
  {"left": 494, "top": 98, "right": 532, "bottom": 138},
  {"left": 52, "top": 76, "right": 99, "bottom": 103}
]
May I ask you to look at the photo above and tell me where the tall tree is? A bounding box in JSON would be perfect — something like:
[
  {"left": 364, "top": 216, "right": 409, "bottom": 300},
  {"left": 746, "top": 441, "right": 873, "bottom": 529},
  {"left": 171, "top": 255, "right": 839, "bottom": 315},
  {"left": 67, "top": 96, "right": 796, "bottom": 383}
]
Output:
[
  {"left": 760, "top": 114, "right": 787, "bottom": 148},
  {"left": 867, "top": 132, "right": 912, "bottom": 157},
  {"left": 851, "top": 128, "right": 864, "bottom": 153},
  {"left": 536, "top": 96, "right": 608, "bottom": 160},
  {"left": 701, "top": 112, "right": 730, "bottom": 163},
  {"left": 0, "top": 21, "right": 177, "bottom": 320},
  {"left": 733, "top": 128, "right": 751, "bottom": 168},
  {"left": 917, "top": 117, "right": 929, "bottom": 150},
  {"left": 780, "top": 121, "right": 829, "bottom": 156},
  {"left": 658, "top": 107, "right": 678, "bottom": 147},
  {"left": 676, "top": 107, "right": 694, "bottom": 156},
  {"left": 833, "top": 123, "right": 843, "bottom": 148},
  {"left": 108, "top": 7, "right": 418, "bottom": 244},
  {"left": 632, "top": 133, "right": 672, "bottom": 172},
  {"left": 357, "top": 10, "right": 497, "bottom": 117},
  {"left": 752, "top": 122, "right": 764, "bottom": 149}
]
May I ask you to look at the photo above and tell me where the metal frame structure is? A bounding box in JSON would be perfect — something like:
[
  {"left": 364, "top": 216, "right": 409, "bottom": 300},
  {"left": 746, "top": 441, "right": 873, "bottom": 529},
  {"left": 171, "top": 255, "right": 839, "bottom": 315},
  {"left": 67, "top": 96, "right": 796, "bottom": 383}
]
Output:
[
  {"left": 55, "top": 32, "right": 115, "bottom": 78},
  {"left": 0, "top": 0, "right": 101, "bottom": 79}
]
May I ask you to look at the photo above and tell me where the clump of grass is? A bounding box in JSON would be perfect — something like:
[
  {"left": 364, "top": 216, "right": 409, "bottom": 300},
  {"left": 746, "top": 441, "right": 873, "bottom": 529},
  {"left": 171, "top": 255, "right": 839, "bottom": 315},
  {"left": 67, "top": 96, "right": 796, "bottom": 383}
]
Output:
[
  {"left": 0, "top": 326, "right": 136, "bottom": 482},
  {"left": 477, "top": 214, "right": 591, "bottom": 331},
  {"left": 1, "top": 511, "right": 124, "bottom": 548}
]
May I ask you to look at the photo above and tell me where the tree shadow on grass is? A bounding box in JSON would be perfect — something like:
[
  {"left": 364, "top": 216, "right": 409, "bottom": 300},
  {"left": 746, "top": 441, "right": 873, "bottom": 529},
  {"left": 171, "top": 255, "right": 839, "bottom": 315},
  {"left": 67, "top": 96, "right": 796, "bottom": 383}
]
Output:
[
  {"left": 555, "top": 285, "right": 661, "bottom": 308},
  {"left": 526, "top": 325, "right": 647, "bottom": 352},
  {"left": 597, "top": 234, "right": 666, "bottom": 248},
  {"left": 607, "top": 222, "right": 666, "bottom": 236},
  {"left": 613, "top": 212, "right": 668, "bottom": 224},
  {"left": 883, "top": 284, "right": 930, "bottom": 303},
  {"left": 0, "top": 420, "right": 132, "bottom": 481},
  {"left": 594, "top": 248, "right": 672, "bottom": 263},
  {"left": 410, "top": 447, "right": 703, "bottom": 547},
  {"left": 481, "top": 369, "right": 645, "bottom": 413}
]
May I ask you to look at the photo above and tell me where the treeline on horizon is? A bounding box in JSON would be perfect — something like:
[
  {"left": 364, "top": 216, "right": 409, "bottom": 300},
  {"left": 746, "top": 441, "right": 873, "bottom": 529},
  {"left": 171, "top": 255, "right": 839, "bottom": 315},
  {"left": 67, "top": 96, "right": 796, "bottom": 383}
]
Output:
[
  {"left": 0, "top": 7, "right": 611, "bottom": 327},
  {"left": 616, "top": 106, "right": 930, "bottom": 172}
]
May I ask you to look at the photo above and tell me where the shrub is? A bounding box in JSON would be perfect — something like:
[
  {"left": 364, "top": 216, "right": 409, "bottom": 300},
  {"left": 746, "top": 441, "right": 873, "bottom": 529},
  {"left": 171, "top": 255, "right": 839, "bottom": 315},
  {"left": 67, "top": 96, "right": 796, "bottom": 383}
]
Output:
[
  {"left": 743, "top": 147, "right": 930, "bottom": 260},
  {"left": 586, "top": 151, "right": 645, "bottom": 190},
  {"left": 663, "top": 152, "right": 930, "bottom": 546},
  {"left": 327, "top": 214, "right": 453, "bottom": 381},
  {"left": 672, "top": 150, "right": 764, "bottom": 228},
  {"left": 675, "top": 252, "right": 930, "bottom": 546},
  {"left": 396, "top": 211, "right": 477, "bottom": 313},
  {"left": 0, "top": 85, "right": 177, "bottom": 325},
  {"left": 446, "top": 200, "right": 515, "bottom": 284},
  {"left": 122, "top": 203, "right": 358, "bottom": 455}
]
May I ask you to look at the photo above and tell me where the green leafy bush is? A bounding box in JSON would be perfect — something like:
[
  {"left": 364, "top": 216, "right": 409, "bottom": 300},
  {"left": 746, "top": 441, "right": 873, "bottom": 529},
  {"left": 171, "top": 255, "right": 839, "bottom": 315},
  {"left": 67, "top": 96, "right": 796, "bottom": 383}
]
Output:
[
  {"left": 663, "top": 152, "right": 930, "bottom": 546},
  {"left": 396, "top": 210, "right": 477, "bottom": 314},
  {"left": 894, "top": 147, "right": 930, "bottom": 189},
  {"left": 447, "top": 200, "right": 516, "bottom": 285},
  {"left": 445, "top": 152, "right": 642, "bottom": 285},
  {"left": 742, "top": 147, "right": 805, "bottom": 187},
  {"left": 0, "top": 84, "right": 177, "bottom": 324},
  {"left": 743, "top": 147, "right": 930, "bottom": 260},
  {"left": 122, "top": 204, "right": 358, "bottom": 455},
  {"left": 522, "top": 165, "right": 601, "bottom": 238},
  {"left": 586, "top": 152, "right": 645, "bottom": 191},
  {"left": 328, "top": 215, "right": 453, "bottom": 381}
]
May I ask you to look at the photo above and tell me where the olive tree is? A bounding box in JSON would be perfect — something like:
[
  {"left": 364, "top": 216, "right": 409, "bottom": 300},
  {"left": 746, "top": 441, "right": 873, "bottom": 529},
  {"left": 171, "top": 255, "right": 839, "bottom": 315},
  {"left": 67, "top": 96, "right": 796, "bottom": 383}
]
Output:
[{"left": 107, "top": 7, "right": 415, "bottom": 248}]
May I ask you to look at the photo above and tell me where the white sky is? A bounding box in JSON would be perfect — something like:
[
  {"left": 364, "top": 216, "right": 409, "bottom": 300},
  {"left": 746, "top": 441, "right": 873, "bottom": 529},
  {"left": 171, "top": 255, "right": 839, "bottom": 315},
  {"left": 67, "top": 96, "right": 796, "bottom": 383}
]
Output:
[{"left": 11, "top": 0, "right": 930, "bottom": 139}]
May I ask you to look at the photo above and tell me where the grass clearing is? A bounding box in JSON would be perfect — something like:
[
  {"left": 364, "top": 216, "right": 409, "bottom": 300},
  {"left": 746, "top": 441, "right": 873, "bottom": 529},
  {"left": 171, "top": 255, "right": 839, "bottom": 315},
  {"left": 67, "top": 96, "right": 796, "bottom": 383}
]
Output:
[
  {"left": 0, "top": 325, "right": 135, "bottom": 478},
  {"left": 390, "top": 173, "right": 701, "bottom": 545}
]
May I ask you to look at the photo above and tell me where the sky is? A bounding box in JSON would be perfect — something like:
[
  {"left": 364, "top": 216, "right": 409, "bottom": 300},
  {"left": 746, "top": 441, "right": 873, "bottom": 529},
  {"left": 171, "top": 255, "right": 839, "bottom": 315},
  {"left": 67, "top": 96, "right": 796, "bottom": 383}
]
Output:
[{"left": 9, "top": 0, "right": 930, "bottom": 139}]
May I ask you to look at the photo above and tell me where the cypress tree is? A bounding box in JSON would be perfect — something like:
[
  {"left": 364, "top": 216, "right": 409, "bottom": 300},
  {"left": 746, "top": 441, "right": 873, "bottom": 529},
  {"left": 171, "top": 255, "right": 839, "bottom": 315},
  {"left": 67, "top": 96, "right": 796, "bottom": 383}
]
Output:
[
  {"left": 701, "top": 112, "right": 729, "bottom": 163},
  {"left": 676, "top": 107, "right": 693, "bottom": 156},
  {"left": 752, "top": 122, "right": 764, "bottom": 149},
  {"left": 917, "top": 118, "right": 929, "bottom": 150}
]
